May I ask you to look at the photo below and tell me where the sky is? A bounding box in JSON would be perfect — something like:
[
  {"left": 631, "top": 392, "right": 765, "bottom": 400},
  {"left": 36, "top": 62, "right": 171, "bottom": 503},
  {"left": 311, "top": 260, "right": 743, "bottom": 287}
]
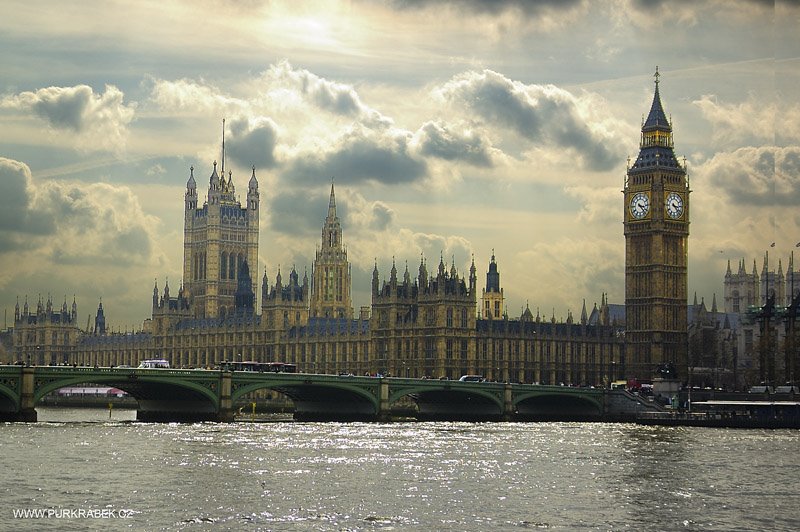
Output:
[{"left": 1, "top": 0, "right": 798, "bottom": 330}]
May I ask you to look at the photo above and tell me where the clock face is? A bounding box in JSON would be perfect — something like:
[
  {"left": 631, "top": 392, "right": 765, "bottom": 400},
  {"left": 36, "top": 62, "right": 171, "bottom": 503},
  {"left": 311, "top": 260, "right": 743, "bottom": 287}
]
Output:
[
  {"left": 629, "top": 192, "right": 650, "bottom": 219},
  {"left": 665, "top": 192, "right": 684, "bottom": 219}
]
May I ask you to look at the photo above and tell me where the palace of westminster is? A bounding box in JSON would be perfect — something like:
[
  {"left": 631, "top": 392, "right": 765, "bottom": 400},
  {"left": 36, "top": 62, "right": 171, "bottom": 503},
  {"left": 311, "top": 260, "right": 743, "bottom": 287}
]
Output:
[{"left": 3, "top": 73, "right": 799, "bottom": 389}]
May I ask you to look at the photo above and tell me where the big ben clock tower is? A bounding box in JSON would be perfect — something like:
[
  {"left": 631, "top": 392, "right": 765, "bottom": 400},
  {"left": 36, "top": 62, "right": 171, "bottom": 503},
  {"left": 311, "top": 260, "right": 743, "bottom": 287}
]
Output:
[{"left": 624, "top": 68, "right": 690, "bottom": 380}]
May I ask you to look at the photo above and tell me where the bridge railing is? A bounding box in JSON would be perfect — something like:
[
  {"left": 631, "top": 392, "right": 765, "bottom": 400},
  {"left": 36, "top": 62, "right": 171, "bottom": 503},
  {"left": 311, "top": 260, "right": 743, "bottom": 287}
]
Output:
[{"left": 25, "top": 365, "right": 215, "bottom": 377}]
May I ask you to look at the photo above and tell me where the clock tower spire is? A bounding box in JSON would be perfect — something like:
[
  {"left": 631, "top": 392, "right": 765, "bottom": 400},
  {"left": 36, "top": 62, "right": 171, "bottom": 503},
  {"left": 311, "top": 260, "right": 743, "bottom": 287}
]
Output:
[{"left": 623, "top": 68, "right": 690, "bottom": 381}]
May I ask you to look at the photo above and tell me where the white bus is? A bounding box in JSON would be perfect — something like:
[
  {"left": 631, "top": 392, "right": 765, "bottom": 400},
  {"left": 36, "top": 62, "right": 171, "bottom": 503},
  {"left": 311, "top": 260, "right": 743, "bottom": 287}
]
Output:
[{"left": 138, "top": 359, "right": 170, "bottom": 369}]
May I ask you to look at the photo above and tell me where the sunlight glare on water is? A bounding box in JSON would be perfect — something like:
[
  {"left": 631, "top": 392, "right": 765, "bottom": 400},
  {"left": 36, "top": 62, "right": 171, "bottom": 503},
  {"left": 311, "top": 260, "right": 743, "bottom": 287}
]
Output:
[{"left": 1, "top": 408, "right": 798, "bottom": 530}]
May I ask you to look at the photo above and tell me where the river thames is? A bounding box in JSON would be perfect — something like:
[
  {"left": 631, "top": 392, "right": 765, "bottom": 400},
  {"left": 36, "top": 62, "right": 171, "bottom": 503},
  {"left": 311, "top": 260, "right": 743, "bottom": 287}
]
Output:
[{"left": 1, "top": 407, "right": 798, "bottom": 531}]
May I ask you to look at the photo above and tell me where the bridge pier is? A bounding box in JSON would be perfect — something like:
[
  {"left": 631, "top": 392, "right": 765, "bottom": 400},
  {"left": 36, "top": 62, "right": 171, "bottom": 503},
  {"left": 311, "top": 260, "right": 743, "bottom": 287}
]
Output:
[
  {"left": 16, "top": 366, "right": 37, "bottom": 422},
  {"left": 377, "top": 380, "right": 392, "bottom": 422},
  {"left": 502, "top": 383, "right": 515, "bottom": 421},
  {"left": 218, "top": 371, "right": 234, "bottom": 422}
]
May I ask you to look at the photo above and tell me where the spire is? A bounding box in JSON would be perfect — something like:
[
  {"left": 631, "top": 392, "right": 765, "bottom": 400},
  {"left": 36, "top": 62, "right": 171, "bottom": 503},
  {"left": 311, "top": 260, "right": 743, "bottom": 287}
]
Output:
[
  {"left": 249, "top": 166, "right": 258, "bottom": 189},
  {"left": 372, "top": 259, "right": 380, "bottom": 295},
  {"left": 581, "top": 299, "right": 588, "bottom": 325},
  {"left": 327, "top": 180, "right": 337, "bottom": 222},
  {"left": 629, "top": 67, "right": 681, "bottom": 173},
  {"left": 711, "top": 293, "right": 718, "bottom": 313},
  {"left": 726, "top": 259, "right": 732, "bottom": 276},
  {"left": 644, "top": 66, "right": 669, "bottom": 130},
  {"left": 486, "top": 250, "right": 500, "bottom": 292},
  {"left": 221, "top": 118, "right": 225, "bottom": 177}
]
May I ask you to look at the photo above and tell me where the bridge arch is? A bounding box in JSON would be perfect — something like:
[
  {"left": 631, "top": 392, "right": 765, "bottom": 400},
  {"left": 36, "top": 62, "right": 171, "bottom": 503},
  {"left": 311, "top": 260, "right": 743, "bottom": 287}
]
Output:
[
  {"left": 0, "top": 381, "right": 19, "bottom": 413},
  {"left": 30, "top": 369, "right": 223, "bottom": 422},
  {"left": 389, "top": 382, "right": 505, "bottom": 421},
  {"left": 232, "top": 376, "right": 381, "bottom": 421},
  {"left": 513, "top": 389, "right": 604, "bottom": 420},
  {"left": 32, "top": 374, "right": 219, "bottom": 407}
]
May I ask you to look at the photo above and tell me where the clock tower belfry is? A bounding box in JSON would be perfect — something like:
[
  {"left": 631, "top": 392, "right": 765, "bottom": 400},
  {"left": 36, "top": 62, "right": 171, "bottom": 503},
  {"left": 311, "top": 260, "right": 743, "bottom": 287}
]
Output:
[{"left": 623, "top": 68, "right": 690, "bottom": 380}]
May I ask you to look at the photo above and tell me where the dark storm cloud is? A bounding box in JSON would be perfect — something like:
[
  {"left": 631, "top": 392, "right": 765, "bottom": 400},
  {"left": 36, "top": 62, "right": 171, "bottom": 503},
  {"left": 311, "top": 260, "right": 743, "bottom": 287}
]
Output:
[
  {"left": 438, "top": 70, "right": 619, "bottom": 171},
  {"left": 414, "top": 121, "right": 495, "bottom": 167},
  {"left": 706, "top": 146, "right": 800, "bottom": 206},
  {"left": 284, "top": 129, "right": 427, "bottom": 185},
  {"left": 225, "top": 117, "right": 279, "bottom": 169}
]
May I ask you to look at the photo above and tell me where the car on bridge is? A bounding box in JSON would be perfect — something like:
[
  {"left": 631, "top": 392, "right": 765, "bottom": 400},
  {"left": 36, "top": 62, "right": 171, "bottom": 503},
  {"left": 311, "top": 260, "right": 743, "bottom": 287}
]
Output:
[{"left": 458, "top": 375, "right": 485, "bottom": 382}]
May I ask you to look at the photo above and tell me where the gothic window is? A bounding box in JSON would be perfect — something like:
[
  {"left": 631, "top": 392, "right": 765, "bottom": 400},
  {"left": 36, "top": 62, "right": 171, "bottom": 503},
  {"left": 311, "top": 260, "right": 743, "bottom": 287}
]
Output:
[
  {"left": 425, "top": 339, "right": 435, "bottom": 359},
  {"left": 461, "top": 308, "right": 468, "bottom": 328},
  {"left": 446, "top": 308, "right": 453, "bottom": 327},
  {"left": 221, "top": 252, "right": 228, "bottom": 280}
]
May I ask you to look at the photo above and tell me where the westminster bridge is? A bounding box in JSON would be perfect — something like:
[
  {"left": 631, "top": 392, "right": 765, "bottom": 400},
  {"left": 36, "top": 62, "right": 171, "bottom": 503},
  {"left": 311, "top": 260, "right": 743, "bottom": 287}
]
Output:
[{"left": 0, "top": 365, "right": 661, "bottom": 422}]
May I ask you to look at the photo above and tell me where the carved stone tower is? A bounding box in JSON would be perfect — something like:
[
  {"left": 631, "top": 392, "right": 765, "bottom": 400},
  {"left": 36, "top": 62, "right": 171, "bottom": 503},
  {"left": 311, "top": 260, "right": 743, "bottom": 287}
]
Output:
[{"left": 183, "top": 129, "right": 259, "bottom": 319}]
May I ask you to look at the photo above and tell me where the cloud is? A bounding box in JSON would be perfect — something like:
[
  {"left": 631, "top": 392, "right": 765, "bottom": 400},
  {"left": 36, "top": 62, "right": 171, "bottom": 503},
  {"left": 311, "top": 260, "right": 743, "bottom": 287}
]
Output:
[
  {"left": 1, "top": 85, "right": 135, "bottom": 153},
  {"left": 412, "top": 120, "right": 499, "bottom": 167},
  {"left": 383, "top": 0, "right": 588, "bottom": 34},
  {"left": 0, "top": 159, "right": 55, "bottom": 251},
  {"left": 146, "top": 163, "right": 166, "bottom": 176},
  {"left": 284, "top": 125, "right": 427, "bottom": 185},
  {"left": 35, "top": 182, "right": 159, "bottom": 266},
  {"left": 388, "top": 0, "right": 582, "bottom": 15},
  {"left": 621, "top": 0, "right": 771, "bottom": 29},
  {"left": 148, "top": 77, "right": 249, "bottom": 115},
  {"left": 258, "top": 61, "right": 393, "bottom": 129},
  {"left": 693, "top": 94, "right": 783, "bottom": 148},
  {"left": 693, "top": 92, "right": 800, "bottom": 148},
  {"left": 225, "top": 116, "right": 280, "bottom": 169},
  {"left": 0, "top": 158, "right": 160, "bottom": 266},
  {"left": 565, "top": 185, "right": 621, "bottom": 224},
  {"left": 701, "top": 146, "right": 800, "bottom": 206},
  {"left": 436, "top": 69, "right": 620, "bottom": 171},
  {"left": 267, "top": 189, "right": 330, "bottom": 236}
]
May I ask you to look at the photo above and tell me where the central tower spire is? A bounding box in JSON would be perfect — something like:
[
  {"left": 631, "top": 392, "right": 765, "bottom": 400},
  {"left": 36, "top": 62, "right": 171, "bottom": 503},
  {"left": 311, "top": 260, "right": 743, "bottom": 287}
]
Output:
[{"left": 310, "top": 181, "right": 353, "bottom": 319}]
